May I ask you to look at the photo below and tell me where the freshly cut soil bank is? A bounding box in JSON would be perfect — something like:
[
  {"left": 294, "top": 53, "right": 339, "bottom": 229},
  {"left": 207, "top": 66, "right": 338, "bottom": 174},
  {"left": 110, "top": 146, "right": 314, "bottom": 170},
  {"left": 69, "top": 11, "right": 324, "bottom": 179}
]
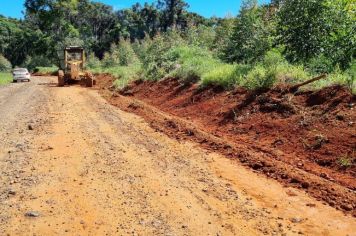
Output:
[{"left": 95, "top": 74, "right": 356, "bottom": 216}]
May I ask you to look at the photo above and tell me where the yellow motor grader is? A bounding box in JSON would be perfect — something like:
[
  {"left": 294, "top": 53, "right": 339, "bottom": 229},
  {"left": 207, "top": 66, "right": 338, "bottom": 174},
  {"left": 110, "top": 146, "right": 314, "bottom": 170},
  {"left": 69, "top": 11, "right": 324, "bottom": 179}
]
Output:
[{"left": 58, "top": 46, "right": 95, "bottom": 87}]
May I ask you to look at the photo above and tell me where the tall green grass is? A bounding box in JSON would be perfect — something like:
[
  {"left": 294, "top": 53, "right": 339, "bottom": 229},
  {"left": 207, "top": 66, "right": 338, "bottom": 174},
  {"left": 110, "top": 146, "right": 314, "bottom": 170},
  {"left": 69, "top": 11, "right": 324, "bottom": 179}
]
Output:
[
  {"left": 201, "top": 50, "right": 310, "bottom": 90},
  {"left": 34, "top": 66, "right": 58, "bottom": 74},
  {"left": 0, "top": 72, "right": 12, "bottom": 85}
]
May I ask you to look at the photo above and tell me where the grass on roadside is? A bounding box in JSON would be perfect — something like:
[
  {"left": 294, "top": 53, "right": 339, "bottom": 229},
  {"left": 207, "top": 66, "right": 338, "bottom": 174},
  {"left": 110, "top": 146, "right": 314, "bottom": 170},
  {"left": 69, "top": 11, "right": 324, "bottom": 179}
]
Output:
[
  {"left": 87, "top": 43, "right": 355, "bottom": 93},
  {"left": 90, "top": 64, "right": 141, "bottom": 89},
  {"left": 0, "top": 72, "right": 13, "bottom": 85},
  {"left": 34, "top": 66, "right": 58, "bottom": 75}
]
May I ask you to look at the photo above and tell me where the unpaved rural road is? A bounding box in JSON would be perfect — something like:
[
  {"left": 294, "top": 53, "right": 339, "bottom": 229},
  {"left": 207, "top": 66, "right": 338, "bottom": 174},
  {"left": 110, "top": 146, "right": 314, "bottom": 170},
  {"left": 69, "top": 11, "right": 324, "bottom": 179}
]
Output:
[{"left": 0, "top": 76, "right": 355, "bottom": 236}]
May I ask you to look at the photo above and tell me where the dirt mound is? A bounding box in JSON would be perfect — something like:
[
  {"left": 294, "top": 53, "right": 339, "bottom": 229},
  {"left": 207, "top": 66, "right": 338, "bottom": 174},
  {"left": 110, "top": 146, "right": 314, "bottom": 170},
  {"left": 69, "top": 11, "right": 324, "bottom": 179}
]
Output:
[
  {"left": 96, "top": 75, "right": 356, "bottom": 216},
  {"left": 94, "top": 73, "right": 116, "bottom": 89}
]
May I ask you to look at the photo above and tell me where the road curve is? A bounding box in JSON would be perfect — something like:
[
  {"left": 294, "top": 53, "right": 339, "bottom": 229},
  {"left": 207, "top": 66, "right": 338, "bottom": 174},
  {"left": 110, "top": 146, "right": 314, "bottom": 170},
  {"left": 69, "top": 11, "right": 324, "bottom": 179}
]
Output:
[{"left": 0, "top": 76, "right": 355, "bottom": 235}]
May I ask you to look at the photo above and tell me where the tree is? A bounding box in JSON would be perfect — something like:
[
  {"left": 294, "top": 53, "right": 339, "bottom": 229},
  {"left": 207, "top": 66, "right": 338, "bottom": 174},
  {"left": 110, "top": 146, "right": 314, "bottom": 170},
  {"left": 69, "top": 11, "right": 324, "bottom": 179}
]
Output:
[
  {"left": 77, "top": 0, "right": 119, "bottom": 58},
  {"left": 213, "top": 16, "right": 235, "bottom": 60},
  {"left": 277, "top": 0, "right": 355, "bottom": 68},
  {"left": 224, "top": 0, "right": 272, "bottom": 63},
  {"left": 157, "top": 0, "right": 189, "bottom": 30}
]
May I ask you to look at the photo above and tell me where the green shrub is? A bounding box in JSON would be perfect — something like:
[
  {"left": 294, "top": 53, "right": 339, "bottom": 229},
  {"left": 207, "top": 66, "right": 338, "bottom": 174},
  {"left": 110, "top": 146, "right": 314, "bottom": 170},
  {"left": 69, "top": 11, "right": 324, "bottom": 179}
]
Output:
[
  {"left": 117, "top": 38, "right": 139, "bottom": 66},
  {"left": 262, "top": 49, "right": 287, "bottom": 68},
  {"left": 272, "top": 64, "right": 310, "bottom": 85},
  {"left": 142, "top": 35, "right": 171, "bottom": 80},
  {"left": 338, "top": 155, "right": 353, "bottom": 168},
  {"left": 142, "top": 32, "right": 186, "bottom": 81},
  {"left": 172, "top": 56, "right": 221, "bottom": 83},
  {"left": 86, "top": 53, "right": 101, "bottom": 69},
  {"left": 244, "top": 64, "right": 274, "bottom": 89},
  {"left": 0, "top": 54, "right": 12, "bottom": 72},
  {"left": 312, "top": 66, "right": 353, "bottom": 90},
  {"left": 101, "top": 51, "right": 115, "bottom": 67},
  {"left": 131, "top": 39, "right": 147, "bottom": 61},
  {"left": 101, "top": 39, "right": 139, "bottom": 68},
  {"left": 22, "top": 55, "right": 54, "bottom": 71},
  {"left": 307, "top": 54, "right": 334, "bottom": 74},
  {"left": 167, "top": 46, "right": 221, "bottom": 83},
  {"left": 185, "top": 25, "right": 216, "bottom": 49},
  {"left": 201, "top": 49, "right": 309, "bottom": 90}
]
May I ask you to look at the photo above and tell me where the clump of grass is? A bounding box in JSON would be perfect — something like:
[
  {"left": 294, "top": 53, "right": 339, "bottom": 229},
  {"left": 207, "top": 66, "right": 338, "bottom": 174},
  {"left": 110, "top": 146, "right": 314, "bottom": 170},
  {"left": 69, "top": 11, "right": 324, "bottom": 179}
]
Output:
[
  {"left": 0, "top": 72, "right": 12, "bottom": 85},
  {"left": 243, "top": 64, "right": 271, "bottom": 89},
  {"left": 201, "top": 64, "right": 251, "bottom": 88},
  {"left": 338, "top": 155, "right": 353, "bottom": 169}
]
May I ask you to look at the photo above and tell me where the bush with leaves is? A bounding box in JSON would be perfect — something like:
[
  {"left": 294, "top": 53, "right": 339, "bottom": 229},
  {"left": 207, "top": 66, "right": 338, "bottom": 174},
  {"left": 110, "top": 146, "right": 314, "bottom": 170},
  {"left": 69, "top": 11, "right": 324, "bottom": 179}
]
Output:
[
  {"left": 261, "top": 49, "right": 309, "bottom": 85},
  {"left": 307, "top": 55, "right": 334, "bottom": 74},
  {"left": 132, "top": 38, "right": 149, "bottom": 62},
  {"left": 243, "top": 65, "right": 270, "bottom": 89},
  {"left": 184, "top": 25, "right": 216, "bottom": 49},
  {"left": 21, "top": 55, "right": 53, "bottom": 71},
  {"left": 213, "top": 16, "right": 235, "bottom": 60},
  {"left": 117, "top": 38, "right": 139, "bottom": 66},
  {"left": 142, "top": 31, "right": 186, "bottom": 80},
  {"left": 0, "top": 54, "right": 12, "bottom": 72},
  {"left": 101, "top": 51, "right": 116, "bottom": 68},
  {"left": 86, "top": 53, "right": 101, "bottom": 69},
  {"left": 167, "top": 45, "right": 221, "bottom": 83}
]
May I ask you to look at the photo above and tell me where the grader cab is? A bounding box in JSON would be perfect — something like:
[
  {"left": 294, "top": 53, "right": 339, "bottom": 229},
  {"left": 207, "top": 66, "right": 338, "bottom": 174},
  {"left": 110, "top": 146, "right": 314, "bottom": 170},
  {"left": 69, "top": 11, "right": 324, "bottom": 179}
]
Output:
[{"left": 58, "top": 46, "right": 95, "bottom": 87}]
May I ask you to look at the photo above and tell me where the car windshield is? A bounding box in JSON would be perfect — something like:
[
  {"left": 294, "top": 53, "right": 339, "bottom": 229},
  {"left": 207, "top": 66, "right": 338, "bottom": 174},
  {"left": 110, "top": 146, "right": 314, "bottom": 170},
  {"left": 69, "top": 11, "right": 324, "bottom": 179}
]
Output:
[
  {"left": 67, "top": 52, "right": 82, "bottom": 61},
  {"left": 13, "top": 68, "right": 28, "bottom": 72}
]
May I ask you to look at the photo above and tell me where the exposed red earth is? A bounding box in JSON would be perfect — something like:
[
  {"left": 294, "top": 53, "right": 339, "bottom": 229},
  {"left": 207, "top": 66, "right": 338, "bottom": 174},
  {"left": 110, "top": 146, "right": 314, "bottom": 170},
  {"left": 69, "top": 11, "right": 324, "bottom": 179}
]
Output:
[{"left": 95, "top": 73, "right": 356, "bottom": 216}]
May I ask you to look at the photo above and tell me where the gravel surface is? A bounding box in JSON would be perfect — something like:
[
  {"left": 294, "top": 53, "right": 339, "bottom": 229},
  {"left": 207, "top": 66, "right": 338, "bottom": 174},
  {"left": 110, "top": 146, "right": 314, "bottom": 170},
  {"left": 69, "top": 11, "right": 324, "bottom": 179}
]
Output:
[{"left": 0, "top": 77, "right": 355, "bottom": 235}]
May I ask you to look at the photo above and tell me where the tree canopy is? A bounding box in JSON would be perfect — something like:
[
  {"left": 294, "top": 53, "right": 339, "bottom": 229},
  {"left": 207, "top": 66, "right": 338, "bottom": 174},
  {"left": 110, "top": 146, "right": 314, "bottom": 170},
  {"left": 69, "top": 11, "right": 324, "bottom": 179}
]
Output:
[{"left": 0, "top": 0, "right": 353, "bottom": 75}]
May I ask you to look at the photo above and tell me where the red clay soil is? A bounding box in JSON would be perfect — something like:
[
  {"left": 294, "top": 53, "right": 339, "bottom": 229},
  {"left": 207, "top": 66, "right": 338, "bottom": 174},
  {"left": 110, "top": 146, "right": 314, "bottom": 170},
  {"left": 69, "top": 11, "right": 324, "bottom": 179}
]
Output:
[{"left": 95, "top": 74, "right": 356, "bottom": 216}]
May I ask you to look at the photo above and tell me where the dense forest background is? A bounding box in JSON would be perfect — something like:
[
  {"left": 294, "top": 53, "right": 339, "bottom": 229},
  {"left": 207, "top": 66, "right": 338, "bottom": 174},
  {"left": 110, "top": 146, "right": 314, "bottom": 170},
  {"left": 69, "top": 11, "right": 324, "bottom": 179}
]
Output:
[{"left": 0, "top": 0, "right": 355, "bottom": 90}]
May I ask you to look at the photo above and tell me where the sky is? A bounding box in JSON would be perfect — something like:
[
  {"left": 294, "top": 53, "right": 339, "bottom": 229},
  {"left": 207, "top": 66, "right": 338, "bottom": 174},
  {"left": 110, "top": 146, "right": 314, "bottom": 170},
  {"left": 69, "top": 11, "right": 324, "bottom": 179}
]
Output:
[{"left": 0, "top": 0, "right": 270, "bottom": 19}]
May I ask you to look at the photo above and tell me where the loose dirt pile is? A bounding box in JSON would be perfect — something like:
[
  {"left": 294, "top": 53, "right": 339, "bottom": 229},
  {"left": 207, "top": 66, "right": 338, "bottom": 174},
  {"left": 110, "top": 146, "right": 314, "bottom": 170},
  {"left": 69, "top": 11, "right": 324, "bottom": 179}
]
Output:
[{"left": 95, "top": 74, "right": 356, "bottom": 216}]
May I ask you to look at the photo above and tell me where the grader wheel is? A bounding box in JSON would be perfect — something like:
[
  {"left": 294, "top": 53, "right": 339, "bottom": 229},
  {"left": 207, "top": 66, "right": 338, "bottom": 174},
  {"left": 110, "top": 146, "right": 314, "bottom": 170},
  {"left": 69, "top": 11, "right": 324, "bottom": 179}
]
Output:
[
  {"left": 58, "top": 70, "right": 65, "bottom": 87},
  {"left": 86, "top": 77, "right": 93, "bottom": 87},
  {"left": 85, "top": 72, "right": 94, "bottom": 87}
]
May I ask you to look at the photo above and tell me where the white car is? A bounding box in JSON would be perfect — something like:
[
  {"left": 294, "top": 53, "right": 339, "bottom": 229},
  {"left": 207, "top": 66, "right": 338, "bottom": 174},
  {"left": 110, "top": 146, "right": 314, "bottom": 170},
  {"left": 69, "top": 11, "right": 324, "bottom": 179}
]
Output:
[{"left": 13, "top": 68, "right": 31, "bottom": 82}]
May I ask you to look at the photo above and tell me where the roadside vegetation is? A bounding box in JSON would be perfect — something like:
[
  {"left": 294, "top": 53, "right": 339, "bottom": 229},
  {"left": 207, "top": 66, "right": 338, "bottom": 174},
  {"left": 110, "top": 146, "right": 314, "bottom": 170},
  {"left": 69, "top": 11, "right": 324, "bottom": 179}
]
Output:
[
  {"left": 0, "top": 0, "right": 354, "bottom": 92},
  {"left": 33, "top": 66, "right": 58, "bottom": 75},
  {"left": 0, "top": 72, "right": 12, "bottom": 85},
  {"left": 85, "top": 0, "right": 355, "bottom": 91},
  {"left": 0, "top": 54, "right": 12, "bottom": 85}
]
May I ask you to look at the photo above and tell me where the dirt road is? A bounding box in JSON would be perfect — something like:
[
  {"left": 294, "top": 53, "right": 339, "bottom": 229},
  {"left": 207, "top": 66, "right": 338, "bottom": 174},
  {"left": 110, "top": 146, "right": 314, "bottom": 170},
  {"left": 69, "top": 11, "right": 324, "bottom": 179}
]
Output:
[{"left": 0, "top": 76, "right": 355, "bottom": 236}]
